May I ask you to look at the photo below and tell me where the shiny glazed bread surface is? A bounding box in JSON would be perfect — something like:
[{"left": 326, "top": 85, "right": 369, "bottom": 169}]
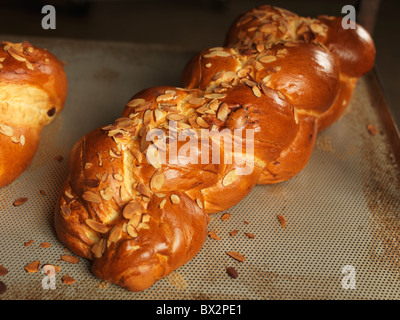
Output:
[{"left": 55, "top": 5, "right": 375, "bottom": 291}]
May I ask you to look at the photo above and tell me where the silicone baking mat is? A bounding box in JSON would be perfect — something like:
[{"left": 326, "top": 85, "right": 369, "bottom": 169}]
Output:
[{"left": 0, "top": 36, "right": 399, "bottom": 300}]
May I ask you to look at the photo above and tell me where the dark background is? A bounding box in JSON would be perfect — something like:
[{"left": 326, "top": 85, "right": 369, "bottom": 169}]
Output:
[{"left": 1, "top": 0, "right": 399, "bottom": 129}]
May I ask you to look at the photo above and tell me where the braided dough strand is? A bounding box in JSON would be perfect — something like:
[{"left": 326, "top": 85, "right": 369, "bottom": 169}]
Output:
[{"left": 55, "top": 5, "right": 375, "bottom": 291}]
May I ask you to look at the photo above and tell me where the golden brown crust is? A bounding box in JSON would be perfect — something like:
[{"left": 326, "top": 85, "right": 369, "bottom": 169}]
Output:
[
  {"left": 0, "top": 41, "right": 67, "bottom": 187},
  {"left": 0, "top": 126, "right": 40, "bottom": 187},
  {"left": 55, "top": 5, "right": 375, "bottom": 291}
]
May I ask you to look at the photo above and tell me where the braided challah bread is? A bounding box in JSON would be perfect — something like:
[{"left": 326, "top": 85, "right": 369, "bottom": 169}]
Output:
[
  {"left": 0, "top": 41, "right": 67, "bottom": 188},
  {"left": 55, "top": 5, "right": 375, "bottom": 291}
]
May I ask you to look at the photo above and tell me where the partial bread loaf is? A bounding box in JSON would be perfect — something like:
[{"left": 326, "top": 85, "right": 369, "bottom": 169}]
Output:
[
  {"left": 0, "top": 41, "right": 67, "bottom": 188},
  {"left": 55, "top": 5, "right": 375, "bottom": 291}
]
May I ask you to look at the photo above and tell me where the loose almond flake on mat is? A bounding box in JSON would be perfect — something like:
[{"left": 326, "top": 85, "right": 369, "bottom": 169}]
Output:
[
  {"left": 367, "top": 124, "right": 378, "bottom": 135},
  {"left": 277, "top": 214, "right": 287, "bottom": 228},
  {"left": 208, "top": 230, "right": 221, "bottom": 240},
  {"left": 25, "top": 260, "right": 40, "bottom": 273},
  {"left": 61, "top": 275, "right": 76, "bottom": 285},
  {"left": 221, "top": 213, "right": 231, "bottom": 221},
  {"left": 0, "top": 265, "right": 8, "bottom": 276},
  {"left": 13, "top": 198, "right": 28, "bottom": 206},
  {"left": 226, "top": 251, "right": 245, "bottom": 262},
  {"left": 60, "top": 255, "right": 80, "bottom": 264},
  {"left": 244, "top": 232, "right": 255, "bottom": 239},
  {"left": 226, "top": 266, "right": 239, "bottom": 279},
  {"left": 229, "top": 229, "right": 239, "bottom": 237},
  {"left": 24, "top": 240, "right": 34, "bottom": 247}
]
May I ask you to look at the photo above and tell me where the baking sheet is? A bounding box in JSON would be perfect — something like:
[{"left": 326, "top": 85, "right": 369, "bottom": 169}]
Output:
[{"left": 0, "top": 36, "right": 399, "bottom": 300}]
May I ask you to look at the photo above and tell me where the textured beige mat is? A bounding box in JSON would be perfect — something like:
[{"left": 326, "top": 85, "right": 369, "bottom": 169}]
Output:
[{"left": 0, "top": 36, "right": 399, "bottom": 300}]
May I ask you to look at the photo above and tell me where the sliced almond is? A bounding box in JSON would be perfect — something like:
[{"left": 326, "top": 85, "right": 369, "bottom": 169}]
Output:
[
  {"left": 19, "top": 135, "right": 25, "bottom": 146},
  {"left": 150, "top": 171, "right": 165, "bottom": 191},
  {"left": 60, "top": 205, "right": 71, "bottom": 217},
  {"left": 253, "top": 60, "right": 264, "bottom": 71},
  {"left": 203, "top": 50, "right": 231, "bottom": 58},
  {"left": 245, "top": 232, "right": 255, "bottom": 239},
  {"left": 259, "top": 55, "right": 277, "bottom": 63},
  {"left": 86, "top": 219, "right": 108, "bottom": 233},
  {"left": 277, "top": 91, "right": 285, "bottom": 100},
  {"left": 204, "top": 93, "right": 227, "bottom": 100},
  {"left": 0, "top": 265, "right": 8, "bottom": 276},
  {"left": 166, "top": 113, "right": 186, "bottom": 121},
  {"left": 226, "top": 251, "right": 245, "bottom": 262},
  {"left": 155, "top": 192, "right": 166, "bottom": 198},
  {"left": 252, "top": 85, "right": 262, "bottom": 98},
  {"left": 259, "top": 23, "right": 277, "bottom": 33},
  {"left": 61, "top": 275, "right": 76, "bottom": 285},
  {"left": 109, "top": 149, "right": 121, "bottom": 158},
  {"left": 132, "top": 149, "right": 143, "bottom": 163},
  {"left": 196, "top": 199, "right": 203, "bottom": 209},
  {"left": 310, "top": 23, "right": 324, "bottom": 34},
  {"left": 137, "top": 222, "right": 150, "bottom": 230},
  {"left": 196, "top": 117, "right": 209, "bottom": 128},
  {"left": 40, "top": 242, "right": 51, "bottom": 248},
  {"left": 222, "top": 169, "right": 237, "bottom": 187},
  {"left": 82, "top": 191, "right": 102, "bottom": 204},
  {"left": 137, "top": 183, "right": 152, "bottom": 198},
  {"left": 262, "top": 74, "right": 272, "bottom": 84},
  {"left": 122, "top": 201, "right": 143, "bottom": 219},
  {"left": 25, "top": 260, "right": 40, "bottom": 273},
  {"left": 113, "top": 173, "right": 124, "bottom": 182},
  {"left": 0, "top": 123, "right": 14, "bottom": 137},
  {"left": 126, "top": 224, "right": 138, "bottom": 238},
  {"left": 127, "top": 98, "right": 145, "bottom": 107},
  {"left": 61, "top": 255, "right": 79, "bottom": 264},
  {"left": 159, "top": 198, "right": 167, "bottom": 209},
  {"left": 142, "top": 214, "right": 150, "bottom": 223},
  {"left": 367, "top": 124, "right": 379, "bottom": 135},
  {"left": 129, "top": 214, "right": 142, "bottom": 228},
  {"left": 101, "top": 172, "right": 109, "bottom": 183},
  {"left": 208, "top": 230, "right": 221, "bottom": 240},
  {"left": 107, "top": 225, "right": 122, "bottom": 245},
  {"left": 64, "top": 190, "right": 74, "bottom": 199},
  {"left": 277, "top": 214, "right": 287, "bottom": 228},
  {"left": 188, "top": 97, "right": 206, "bottom": 105},
  {"left": 91, "top": 239, "right": 106, "bottom": 258},
  {"left": 13, "top": 197, "right": 28, "bottom": 206},
  {"left": 244, "top": 79, "right": 257, "bottom": 87},
  {"left": 143, "top": 109, "right": 153, "bottom": 125},
  {"left": 24, "top": 240, "right": 34, "bottom": 247},
  {"left": 146, "top": 148, "right": 161, "bottom": 169},
  {"left": 170, "top": 194, "right": 180, "bottom": 204},
  {"left": 156, "top": 93, "right": 174, "bottom": 102},
  {"left": 237, "top": 67, "right": 250, "bottom": 78},
  {"left": 226, "top": 266, "right": 239, "bottom": 279},
  {"left": 154, "top": 109, "right": 164, "bottom": 122},
  {"left": 100, "top": 187, "right": 113, "bottom": 201},
  {"left": 217, "top": 103, "right": 230, "bottom": 122},
  {"left": 84, "top": 162, "right": 93, "bottom": 170},
  {"left": 278, "top": 25, "right": 287, "bottom": 34}
]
